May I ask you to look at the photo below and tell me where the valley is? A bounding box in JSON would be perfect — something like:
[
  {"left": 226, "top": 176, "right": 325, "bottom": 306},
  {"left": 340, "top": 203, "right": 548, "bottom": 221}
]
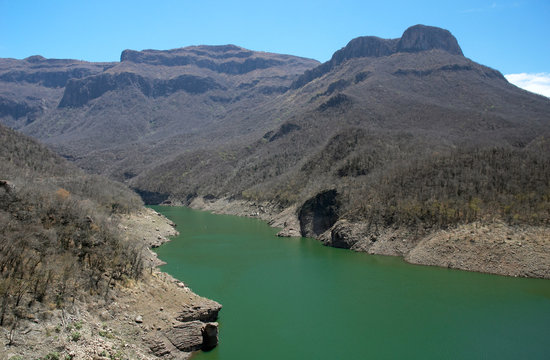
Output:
[{"left": 1, "top": 24, "right": 549, "bottom": 358}]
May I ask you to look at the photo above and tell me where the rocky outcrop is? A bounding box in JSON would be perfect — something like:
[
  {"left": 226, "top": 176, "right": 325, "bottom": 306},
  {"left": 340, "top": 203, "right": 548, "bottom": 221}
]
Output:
[
  {"left": 397, "top": 24, "right": 463, "bottom": 56},
  {"left": 331, "top": 36, "right": 398, "bottom": 62},
  {"left": 146, "top": 301, "right": 221, "bottom": 357},
  {"left": 121, "top": 45, "right": 249, "bottom": 63},
  {"left": 59, "top": 72, "right": 148, "bottom": 107},
  {"left": 201, "top": 322, "right": 219, "bottom": 350},
  {"left": 164, "top": 320, "right": 219, "bottom": 352},
  {"left": 292, "top": 24, "right": 463, "bottom": 88},
  {"left": 0, "top": 57, "right": 111, "bottom": 126},
  {"left": 58, "top": 72, "right": 222, "bottom": 107},
  {"left": 0, "top": 56, "right": 110, "bottom": 90},
  {"left": 319, "top": 219, "right": 362, "bottom": 249},
  {"left": 176, "top": 301, "right": 223, "bottom": 323},
  {"left": 298, "top": 189, "right": 340, "bottom": 238},
  {"left": 118, "top": 208, "right": 222, "bottom": 357}
]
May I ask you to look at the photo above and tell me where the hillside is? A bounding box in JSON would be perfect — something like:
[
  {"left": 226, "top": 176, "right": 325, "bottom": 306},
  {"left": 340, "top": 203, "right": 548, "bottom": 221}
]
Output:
[
  {"left": 130, "top": 25, "right": 550, "bottom": 206},
  {"left": 0, "top": 125, "right": 221, "bottom": 359},
  {"left": 1, "top": 25, "right": 549, "bottom": 278},
  {"left": 130, "top": 25, "right": 550, "bottom": 277},
  {"left": 0, "top": 46, "right": 319, "bottom": 178}
]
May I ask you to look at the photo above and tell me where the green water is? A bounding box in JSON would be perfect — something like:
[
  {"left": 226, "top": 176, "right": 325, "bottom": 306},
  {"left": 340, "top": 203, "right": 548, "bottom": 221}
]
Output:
[{"left": 152, "top": 206, "right": 550, "bottom": 359}]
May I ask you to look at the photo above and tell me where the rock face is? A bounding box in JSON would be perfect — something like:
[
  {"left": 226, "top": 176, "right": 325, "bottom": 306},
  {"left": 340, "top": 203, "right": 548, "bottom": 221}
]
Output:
[
  {"left": 0, "top": 56, "right": 110, "bottom": 88},
  {"left": 0, "top": 56, "right": 109, "bottom": 127},
  {"left": 397, "top": 24, "right": 463, "bottom": 55},
  {"left": 0, "top": 98, "right": 38, "bottom": 120},
  {"left": 201, "top": 322, "right": 219, "bottom": 351},
  {"left": 146, "top": 292, "right": 222, "bottom": 357},
  {"left": 58, "top": 72, "right": 222, "bottom": 107},
  {"left": 164, "top": 321, "right": 218, "bottom": 352},
  {"left": 331, "top": 36, "right": 398, "bottom": 62},
  {"left": 298, "top": 189, "right": 340, "bottom": 238}
]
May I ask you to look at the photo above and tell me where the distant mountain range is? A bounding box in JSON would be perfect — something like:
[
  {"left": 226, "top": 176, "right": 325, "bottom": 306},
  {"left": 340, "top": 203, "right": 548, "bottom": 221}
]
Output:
[{"left": 1, "top": 25, "right": 549, "bottom": 252}]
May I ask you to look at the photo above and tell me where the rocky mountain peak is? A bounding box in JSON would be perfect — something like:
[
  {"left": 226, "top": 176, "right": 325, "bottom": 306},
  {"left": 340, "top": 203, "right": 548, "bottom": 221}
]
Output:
[
  {"left": 397, "top": 24, "right": 463, "bottom": 55},
  {"left": 335, "top": 24, "right": 463, "bottom": 62},
  {"left": 291, "top": 25, "right": 464, "bottom": 89},
  {"left": 330, "top": 36, "right": 398, "bottom": 63}
]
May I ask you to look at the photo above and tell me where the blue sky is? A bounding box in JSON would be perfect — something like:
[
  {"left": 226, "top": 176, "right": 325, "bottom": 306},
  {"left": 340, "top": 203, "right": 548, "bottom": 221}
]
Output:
[{"left": 1, "top": 0, "right": 549, "bottom": 94}]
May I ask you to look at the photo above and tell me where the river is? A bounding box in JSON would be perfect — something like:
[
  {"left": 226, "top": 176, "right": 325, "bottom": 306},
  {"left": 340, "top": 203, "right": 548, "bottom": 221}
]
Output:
[{"left": 152, "top": 206, "right": 550, "bottom": 359}]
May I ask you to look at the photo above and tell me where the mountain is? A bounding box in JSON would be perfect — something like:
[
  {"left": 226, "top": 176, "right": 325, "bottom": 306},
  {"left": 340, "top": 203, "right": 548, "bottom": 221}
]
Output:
[
  {"left": 0, "top": 46, "right": 319, "bottom": 178},
  {"left": 0, "top": 56, "right": 111, "bottom": 127},
  {"left": 126, "top": 25, "right": 550, "bottom": 278},
  {"left": 1, "top": 25, "right": 549, "bottom": 278},
  {"left": 129, "top": 25, "right": 549, "bottom": 203}
]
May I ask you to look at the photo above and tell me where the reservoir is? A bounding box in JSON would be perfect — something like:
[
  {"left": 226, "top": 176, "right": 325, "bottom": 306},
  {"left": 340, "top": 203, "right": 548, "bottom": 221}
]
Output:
[{"left": 152, "top": 206, "right": 550, "bottom": 359}]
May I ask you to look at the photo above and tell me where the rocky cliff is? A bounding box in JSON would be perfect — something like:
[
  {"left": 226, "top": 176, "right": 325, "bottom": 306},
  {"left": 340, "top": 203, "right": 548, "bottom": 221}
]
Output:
[{"left": 0, "top": 56, "right": 111, "bottom": 127}]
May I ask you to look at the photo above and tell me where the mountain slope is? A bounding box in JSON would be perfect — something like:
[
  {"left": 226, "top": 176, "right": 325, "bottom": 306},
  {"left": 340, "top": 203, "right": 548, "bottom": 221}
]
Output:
[
  {"left": 0, "top": 125, "right": 222, "bottom": 358},
  {"left": 0, "top": 46, "right": 319, "bottom": 178},
  {"left": 130, "top": 25, "right": 550, "bottom": 204},
  {"left": 1, "top": 24, "right": 549, "bottom": 278},
  {"left": 126, "top": 25, "right": 550, "bottom": 277}
]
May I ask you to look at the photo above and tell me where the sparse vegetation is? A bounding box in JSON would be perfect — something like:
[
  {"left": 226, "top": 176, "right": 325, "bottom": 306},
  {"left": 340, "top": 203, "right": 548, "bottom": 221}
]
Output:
[
  {"left": 43, "top": 352, "right": 60, "bottom": 360},
  {"left": 99, "top": 329, "right": 115, "bottom": 339},
  {"left": 346, "top": 146, "right": 550, "bottom": 230},
  {"left": 70, "top": 331, "right": 81, "bottom": 342},
  {"left": 0, "top": 124, "right": 145, "bottom": 333},
  {"left": 132, "top": 124, "right": 550, "bottom": 234}
]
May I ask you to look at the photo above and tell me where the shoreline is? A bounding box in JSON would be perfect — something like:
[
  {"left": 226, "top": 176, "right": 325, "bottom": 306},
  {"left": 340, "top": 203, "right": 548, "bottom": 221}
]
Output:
[
  {"left": 185, "top": 196, "right": 550, "bottom": 280},
  {"left": 2, "top": 207, "right": 222, "bottom": 360},
  {"left": 120, "top": 207, "right": 223, "bottom": 359}
]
